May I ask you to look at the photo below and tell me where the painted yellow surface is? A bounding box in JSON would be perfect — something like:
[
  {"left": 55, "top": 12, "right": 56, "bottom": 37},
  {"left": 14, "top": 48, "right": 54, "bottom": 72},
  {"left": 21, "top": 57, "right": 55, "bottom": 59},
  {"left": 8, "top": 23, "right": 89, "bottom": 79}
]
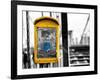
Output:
[{"left": 34, "top": 16, "right": 60, "bottom": 63}]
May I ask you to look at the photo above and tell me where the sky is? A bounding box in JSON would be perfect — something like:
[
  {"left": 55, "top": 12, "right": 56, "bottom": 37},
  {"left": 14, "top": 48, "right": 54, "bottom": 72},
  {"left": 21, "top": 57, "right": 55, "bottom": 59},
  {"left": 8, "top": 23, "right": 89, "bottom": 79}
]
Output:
[{"left": 67, "top": 13, "right": 90, "bottom": 43}]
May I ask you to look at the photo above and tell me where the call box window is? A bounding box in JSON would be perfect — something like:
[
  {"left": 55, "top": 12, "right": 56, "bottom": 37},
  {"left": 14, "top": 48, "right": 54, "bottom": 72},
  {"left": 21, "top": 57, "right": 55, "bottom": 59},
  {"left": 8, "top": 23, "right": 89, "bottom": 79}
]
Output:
[{"left": 37, "top": 28, "right": 56, "bottom": 58}]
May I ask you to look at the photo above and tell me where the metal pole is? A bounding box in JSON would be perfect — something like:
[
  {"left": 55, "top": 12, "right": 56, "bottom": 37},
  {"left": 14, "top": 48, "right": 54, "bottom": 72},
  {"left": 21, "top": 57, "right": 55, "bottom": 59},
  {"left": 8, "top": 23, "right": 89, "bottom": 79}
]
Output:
[
  {"left": 61, "top": 13, "right": 69, "bottom": 67},
  {"left": 26, "top": 11, "right": 31, "bottom": 68}
]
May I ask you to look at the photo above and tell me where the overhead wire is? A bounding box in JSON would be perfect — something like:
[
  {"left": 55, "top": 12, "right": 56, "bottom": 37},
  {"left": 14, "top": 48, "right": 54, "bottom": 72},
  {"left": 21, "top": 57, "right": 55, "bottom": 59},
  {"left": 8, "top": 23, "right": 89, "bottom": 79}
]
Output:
[{"left": 80, "top": 14, "right": 90, "bottom": 44}]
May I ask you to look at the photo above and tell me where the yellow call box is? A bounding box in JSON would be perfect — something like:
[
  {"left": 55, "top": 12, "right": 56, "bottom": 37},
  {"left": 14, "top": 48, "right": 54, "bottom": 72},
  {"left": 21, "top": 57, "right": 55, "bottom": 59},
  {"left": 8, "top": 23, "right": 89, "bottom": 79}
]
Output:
[{"left": 34, "top": 17, "right": 60, "bottom": 63}]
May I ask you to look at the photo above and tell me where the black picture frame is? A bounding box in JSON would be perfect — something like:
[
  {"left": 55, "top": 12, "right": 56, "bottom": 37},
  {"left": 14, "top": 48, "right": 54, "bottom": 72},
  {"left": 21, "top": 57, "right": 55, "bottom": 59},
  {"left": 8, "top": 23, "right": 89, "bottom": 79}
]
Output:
[{"left": 11, "top": 0, "right": 97, "bottom": 79}]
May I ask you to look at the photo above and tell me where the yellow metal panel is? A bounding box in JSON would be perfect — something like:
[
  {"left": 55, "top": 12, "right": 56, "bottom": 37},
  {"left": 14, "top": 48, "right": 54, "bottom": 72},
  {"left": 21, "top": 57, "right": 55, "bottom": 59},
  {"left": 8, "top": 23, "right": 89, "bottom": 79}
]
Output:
[
  {"left": 34, "top": 16, "right": 59, "bottom": 25},
  {"left": 35, "top": 20, "right": 58, "bottom": 27},
  {"left": 34, "top": 17, "right": 60, "bottom": 64}
]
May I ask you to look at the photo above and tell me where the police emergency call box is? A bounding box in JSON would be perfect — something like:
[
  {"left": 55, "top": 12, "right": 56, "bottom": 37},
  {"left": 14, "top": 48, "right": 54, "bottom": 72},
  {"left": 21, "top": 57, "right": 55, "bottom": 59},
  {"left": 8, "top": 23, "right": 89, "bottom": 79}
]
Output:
[{"left": 34, "top": 17, "right": 60, "bottom": 63}]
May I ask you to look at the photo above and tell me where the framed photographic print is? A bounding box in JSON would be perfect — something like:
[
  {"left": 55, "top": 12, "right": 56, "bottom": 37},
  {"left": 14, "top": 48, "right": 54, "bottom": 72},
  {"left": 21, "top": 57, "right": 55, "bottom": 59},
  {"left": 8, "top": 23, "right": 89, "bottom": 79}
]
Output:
[{"left": 11, "top": 0, "right": 97, "bottom": 79}]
